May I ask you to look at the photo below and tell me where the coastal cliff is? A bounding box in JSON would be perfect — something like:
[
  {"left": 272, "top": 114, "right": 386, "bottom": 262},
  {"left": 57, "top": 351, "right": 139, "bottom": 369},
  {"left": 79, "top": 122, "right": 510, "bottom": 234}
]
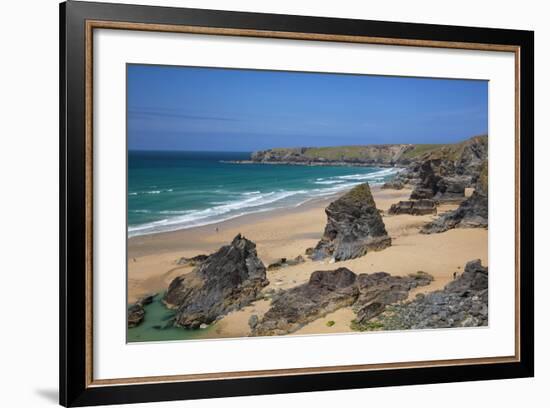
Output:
[{"left": 245, "top": 135, "right": 487, "bottom": 168}]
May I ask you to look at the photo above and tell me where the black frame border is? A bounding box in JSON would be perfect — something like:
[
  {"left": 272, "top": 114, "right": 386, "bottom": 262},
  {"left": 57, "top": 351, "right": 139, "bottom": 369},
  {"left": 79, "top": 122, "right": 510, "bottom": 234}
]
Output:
[{"left": 60, "top": 1, "right": 534, "bottom": 406}]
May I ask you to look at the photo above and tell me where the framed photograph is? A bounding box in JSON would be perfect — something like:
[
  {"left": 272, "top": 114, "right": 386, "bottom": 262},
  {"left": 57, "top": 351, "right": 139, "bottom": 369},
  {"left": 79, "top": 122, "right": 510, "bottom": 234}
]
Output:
[{"left": 60, "top": 1, "right": 534, "bottom": 406}]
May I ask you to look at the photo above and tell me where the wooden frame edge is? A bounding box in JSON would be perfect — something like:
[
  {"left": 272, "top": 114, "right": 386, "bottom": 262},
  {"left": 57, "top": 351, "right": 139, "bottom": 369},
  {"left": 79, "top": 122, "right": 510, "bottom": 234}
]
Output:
[{"left": 80, "top": 17, "right": 525, "bottom": 391}]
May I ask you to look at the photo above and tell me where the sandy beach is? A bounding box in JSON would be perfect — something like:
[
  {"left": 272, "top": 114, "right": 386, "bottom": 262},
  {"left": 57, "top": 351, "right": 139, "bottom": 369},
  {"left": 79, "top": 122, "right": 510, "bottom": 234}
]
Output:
[{"left": 127, "top": 186, "right": 488, "bottom": 339}]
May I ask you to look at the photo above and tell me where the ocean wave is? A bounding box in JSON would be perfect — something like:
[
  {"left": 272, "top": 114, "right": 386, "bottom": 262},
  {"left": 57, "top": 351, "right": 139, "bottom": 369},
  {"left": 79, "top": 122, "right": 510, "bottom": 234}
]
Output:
[
  {"left": 128, "top": 189, "right": 309, "bottom": 237},
  {"left": 314, "top": 179, "right": 346, "bottom": 185},
  {"left": 128, "top": 167, "right": 400, "bottom": 237},
  {"left": 129, "top": 188, "right": 175, "bottom": 196}
]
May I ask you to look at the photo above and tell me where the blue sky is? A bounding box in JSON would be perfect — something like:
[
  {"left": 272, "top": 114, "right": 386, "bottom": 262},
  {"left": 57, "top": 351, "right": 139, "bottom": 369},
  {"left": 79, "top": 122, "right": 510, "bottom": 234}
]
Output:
[{"left": 127, "top": 64, "right": 488, "bottom": 151}]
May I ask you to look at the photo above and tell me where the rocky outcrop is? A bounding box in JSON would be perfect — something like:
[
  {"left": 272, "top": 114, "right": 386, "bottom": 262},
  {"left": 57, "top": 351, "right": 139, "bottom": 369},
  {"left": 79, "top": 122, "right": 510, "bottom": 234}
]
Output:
[
  {"left": 421, "top": 161, "right": 488, "bottom": 234},
  {"left": 267, "top": 255, "right": 305, "bottom": 271},
  {"left": 352, "top": 271, "right": 434, "bottom": 325},
  {"left": 251, "top": 268, "right": 433, "bottom": 336},
  {"left": 388, "top": 199, "right": 437, "bottom": 216},
  {"left": 251, "top": 268, "right": 359, "bottom": 336},
  {"left": 432, "top": 175, "right": 471, "bottom": 203},
  {"left": 164, "top": 234, "right": 269, "bottom": 329},
  {"left": 372, "top": 260, "right": 488, "bottom": 330},
  {"left": 311, "top": 183, "right": 391, "bottom": 261},
  {"left": 176, "top": 254, "right": 209, "bottom": 267},
  {"left": 127, "top": 294, "right": 156, "bottom": 328},
  {"left": 421, "top": 192, "right": 487, "bottom": 233},
  {"left": 404, "top": 135, "right": 487, "bottom": 202},
  {"left": 250, "top": 145, "right": 414, "bottom": 167}
]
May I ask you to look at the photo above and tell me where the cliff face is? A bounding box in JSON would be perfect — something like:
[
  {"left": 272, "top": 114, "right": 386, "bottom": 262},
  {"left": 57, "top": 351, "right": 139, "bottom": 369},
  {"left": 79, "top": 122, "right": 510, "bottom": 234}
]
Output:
[
  {"left": 250, "top": 144, "right": 414, "bottom": 166},
  {"left": 249, "top": 135, "right": 487, "bottom": 168}
]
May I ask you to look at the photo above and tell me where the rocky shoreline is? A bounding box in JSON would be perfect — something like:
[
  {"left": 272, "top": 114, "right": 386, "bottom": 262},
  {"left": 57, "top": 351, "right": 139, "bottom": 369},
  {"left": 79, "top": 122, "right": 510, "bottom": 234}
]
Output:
[{"left": 128, "top": 134, "right": 489, "bottom": 338}]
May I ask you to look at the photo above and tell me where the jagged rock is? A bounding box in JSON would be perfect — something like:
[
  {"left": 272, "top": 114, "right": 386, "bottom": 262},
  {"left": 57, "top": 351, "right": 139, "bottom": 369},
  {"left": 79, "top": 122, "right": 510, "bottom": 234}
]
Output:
[
  {"left": 353, "top": 271, "right": 434, "bottom": 324},
  {"left": 127, "top": 303, "right": 145, "bottom": 328},
  {"left": 421, "top": 159, "right": 487, "bottom": 234},
  {"left": 251, "top": 268, "right": 359, "bottom": 336},
  {"left": 432, "top": 175, "right": 470, "bottom": 203},
  {"left": 127, "top": 294, "right": 157, "bottom": 328},
  {"left": 421, "top": 191, "right": 487, "bottom": 234},
  {"left": 164, "top": 234, "right": 269, "bottom": 329},
  {"left": 177, "top": 254, "right": 209, "bottom": 266},
  {"left": 381, "top": 180, "right": 404, "bottom": 190},
  {"left": 305, "top": 247, "right": 314, "bottom": 256},
  {"left": 410, "top": 188, "right": 434, "bottom": 200},
  {"left": 267, "top": 255, "right": 305, "bottom": 271},
  {"left": 409, "top": 161, "right": 442, "bottom": 199},
  {"left": 373, "top": 260, "right": 488, "bottom": 330},
  {"left": 251, "top": 268, "right": 434, "bottom": 336},
  {"left": 388, "top": 199, "right": 437, "bottom": 216},
  {"left": 311, "top": 183, "right": 391, "bottom": 262}
]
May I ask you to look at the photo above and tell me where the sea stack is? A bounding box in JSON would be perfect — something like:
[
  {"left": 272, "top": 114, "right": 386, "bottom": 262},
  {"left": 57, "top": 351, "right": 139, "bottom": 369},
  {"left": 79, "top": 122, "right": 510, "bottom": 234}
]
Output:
[
  {"left": 421, "top": 160, "right": 488, "bottom": 234},
  {"left": 311, "top": 183, "right": 391, "bottom": 262},
  {"left": 163, "top": 234, "right": 269, "bottom": 329}
]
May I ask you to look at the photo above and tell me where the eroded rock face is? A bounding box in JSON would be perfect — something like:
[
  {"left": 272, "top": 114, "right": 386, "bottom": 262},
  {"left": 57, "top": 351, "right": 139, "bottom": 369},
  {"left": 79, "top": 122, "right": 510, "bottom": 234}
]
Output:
[
  {"left": 127, "top": 304, "right": 145, "bottom": 328},
  {"left": 127, "top": 294, "right": 156, "bottom": 328},
  {"left": 251, "top": 268, "right": 434, "bottom": 336},
  {"left": 388, "top": 199, "right": 437, "bottom": 216},
  {"left": 251, "top": 268, "right": 359, "bottom": 336},
  {"left": 432, "top": 175, "right": 471, "bottom": 203},
  {"left": 164, "top": 234, "right": 269, "bottom": 329},
  {"left": 374, "top": 260, "right": 488, "bottom": 330},
  {"left": 353, "top": 271, "right": 434, "bottom": 324},
  {"left": 176, "top": 254, "right": 209, "bottom": 267},
  {"left": 311, "top": 183, "right": 391, "bottom": 262},
  {"left": 421, "top": 191, "right": 487, "bottom": 234}
]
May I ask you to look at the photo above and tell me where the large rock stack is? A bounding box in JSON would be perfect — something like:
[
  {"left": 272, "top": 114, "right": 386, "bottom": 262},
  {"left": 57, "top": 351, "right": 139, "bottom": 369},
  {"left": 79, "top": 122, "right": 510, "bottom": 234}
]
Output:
[
  {"left": 164, "top": 234, "right": 269, "bottom": 329},
  {"left": 311, "top": 183, "right": 391, "bottom": 262}
]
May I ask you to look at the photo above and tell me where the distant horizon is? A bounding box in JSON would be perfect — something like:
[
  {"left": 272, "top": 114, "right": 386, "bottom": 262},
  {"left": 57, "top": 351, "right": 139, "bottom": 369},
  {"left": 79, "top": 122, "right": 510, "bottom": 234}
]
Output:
[
  {"left": 128, "top": 65, "right": 488, "bottom": 151},
  {"left": 128, "top": 133, "right": 487, "bottom": 153}
]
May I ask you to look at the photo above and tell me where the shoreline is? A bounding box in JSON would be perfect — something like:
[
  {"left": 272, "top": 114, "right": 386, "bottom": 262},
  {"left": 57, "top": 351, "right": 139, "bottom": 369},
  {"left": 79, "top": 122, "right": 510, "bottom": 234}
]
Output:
[
  {"left": 128, "top": 186, "right": 488, "bottom": 341},
  {"left": 222, "top": 160, "right": 403, "bottom": 168}
]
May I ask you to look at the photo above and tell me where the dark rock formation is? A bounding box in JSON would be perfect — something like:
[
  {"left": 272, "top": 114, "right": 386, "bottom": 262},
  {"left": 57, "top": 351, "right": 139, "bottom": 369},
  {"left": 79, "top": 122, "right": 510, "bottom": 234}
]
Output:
[
  {"left": 353, "top": 271, "right": 434, "bottom": 325},
  {"left": 127, "top": 304, "right": 145, "bottom": 328},
  {"left": 311, "top": 183, "right": 391, "bottom": 262},
  {"left": 388, "top": 199, "right": 437, "bottom": 216},
  {"left": 176, "top": 254, "right": 209, "bottom": 267},
  {"left": 421, "top": 192, "right": 487, "bottom": 234},
  {"left": 421, "top": 161, "right": 488, "bottom": 234},
  {"left": 409, "top": 161, "right": 442, "bottom": 200},
  {"left": 372, "top": 260, "right": 488, "bottom": 330},
  {"left": 163, "top": 234, "right": 269, "bottom": 329},
  {"left": 432, "top": 175, "right": 471, "bottom": 203},
  {"left": 381, "top": 180, "right": 405, "bottom": 190},
  {"left": 127, "top": 294, "right": 156, "bottom": 328},
  {"left": 251, "top": 268, "right": 359, "bottom": 336},
  {"left": 251, "top": 268, "right": 434, "bottom": 336},
  {"left": 403, "top": 135, "right": 487, "bottom": 202},
  {"left": 267, "top": 255, "right": 305, "bottom": 271}
]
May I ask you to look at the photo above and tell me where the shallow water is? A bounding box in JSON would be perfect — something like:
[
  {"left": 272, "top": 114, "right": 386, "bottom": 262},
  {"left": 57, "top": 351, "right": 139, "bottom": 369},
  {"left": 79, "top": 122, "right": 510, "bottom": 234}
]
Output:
[{"left": 127, "top": 294, "right": 212, "bottom": 343}]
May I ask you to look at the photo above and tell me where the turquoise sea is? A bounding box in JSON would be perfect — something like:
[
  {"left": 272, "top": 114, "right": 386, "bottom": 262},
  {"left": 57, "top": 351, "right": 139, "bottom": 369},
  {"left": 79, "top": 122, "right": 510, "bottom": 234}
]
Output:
[{"left": 128, "top": 151, "right": 399, "bottom": 237}]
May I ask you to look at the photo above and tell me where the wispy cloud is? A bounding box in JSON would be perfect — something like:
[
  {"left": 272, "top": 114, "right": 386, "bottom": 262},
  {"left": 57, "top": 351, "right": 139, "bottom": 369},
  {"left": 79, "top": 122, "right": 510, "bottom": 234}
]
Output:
[{"left": 128, "top": 107, "right": 240, "bottom": 122}]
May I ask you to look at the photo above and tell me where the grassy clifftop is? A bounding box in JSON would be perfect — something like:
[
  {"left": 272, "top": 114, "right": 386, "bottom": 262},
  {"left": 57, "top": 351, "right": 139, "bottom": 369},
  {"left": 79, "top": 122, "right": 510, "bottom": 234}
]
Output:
[
  {"left": 251, "top": 135, "right": 488, "bottom": 166},
  {"left": 400, "top": 135, "right": 488, "bottom": 161}
]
